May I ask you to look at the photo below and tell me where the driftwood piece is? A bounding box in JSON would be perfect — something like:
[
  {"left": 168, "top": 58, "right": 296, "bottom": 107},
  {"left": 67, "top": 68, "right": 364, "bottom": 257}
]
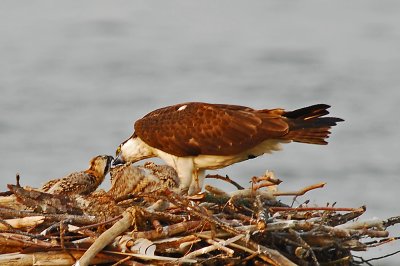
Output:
[
  {"left": 76, "top": 207, "right": 137, "bottom": 266},
  {"left": 0, "top": 216, "right": 44, "bottom": 230}
]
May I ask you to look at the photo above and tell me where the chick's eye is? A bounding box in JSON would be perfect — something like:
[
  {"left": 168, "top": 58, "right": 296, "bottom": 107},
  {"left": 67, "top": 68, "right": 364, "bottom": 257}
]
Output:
[{"left": 115, "top": 146, "right": 121, "bottom": 157}]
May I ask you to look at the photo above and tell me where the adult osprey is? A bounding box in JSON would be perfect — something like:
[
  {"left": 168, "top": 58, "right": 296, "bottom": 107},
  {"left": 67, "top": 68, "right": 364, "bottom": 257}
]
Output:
[{"left": 113, "top": 102, "right": 343, "bottom": 195}]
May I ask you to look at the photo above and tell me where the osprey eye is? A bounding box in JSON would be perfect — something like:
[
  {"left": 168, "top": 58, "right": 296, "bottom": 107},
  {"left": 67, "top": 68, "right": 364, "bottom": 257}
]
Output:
[{"left": 115, "top": 146, "right": 121, "bottom": 157}]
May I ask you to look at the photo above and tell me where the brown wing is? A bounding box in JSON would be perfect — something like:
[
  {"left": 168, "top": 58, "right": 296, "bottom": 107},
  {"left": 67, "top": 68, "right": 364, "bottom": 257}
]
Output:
[
  {"left": 134, "top": 102, "right": 289, "bottom": 156},
  {"left": 43, "top": 172, "right": 97, "bottom": 195},
  {"left": 41, "top": 179, "right": 60, "bottom": 192}
]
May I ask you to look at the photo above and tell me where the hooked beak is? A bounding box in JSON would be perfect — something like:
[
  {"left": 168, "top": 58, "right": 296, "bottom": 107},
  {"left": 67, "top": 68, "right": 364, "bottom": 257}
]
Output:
[
  {"left": 113, "top": 154, "right": 125, "bottom": 166},
  {"left": 104, "top": 155, "right": 114, "bottom": 174}
]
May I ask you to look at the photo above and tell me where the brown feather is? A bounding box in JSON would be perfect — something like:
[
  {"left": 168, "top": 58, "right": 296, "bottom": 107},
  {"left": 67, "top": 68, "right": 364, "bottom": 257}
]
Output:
[
  {"left": 282, "top": 105, "right": 344, "bottom": 145},
  {"left": 134, "top": 102, "right": 289, "bottom": 156},
  {"left": 41, "top": 155, "right": 113, "bottom": 195},
  {"left": 134, "top": 102, "right": 343, "bottom": 156}
]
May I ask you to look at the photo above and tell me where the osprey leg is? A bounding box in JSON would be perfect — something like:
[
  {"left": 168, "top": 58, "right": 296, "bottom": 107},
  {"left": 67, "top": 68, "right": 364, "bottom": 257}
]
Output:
[{"left": 188, "top": 169, "right": 205, "bottom": 195}]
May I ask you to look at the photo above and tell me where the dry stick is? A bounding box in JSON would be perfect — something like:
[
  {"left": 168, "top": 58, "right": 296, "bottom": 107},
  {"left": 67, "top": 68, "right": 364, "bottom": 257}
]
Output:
[
  {"left": 0, "top": 233, "right": 57, "bottom": 249},
  {"left": 329, "top": 206, "right": 366, "bottom": 226},
  {"left": 68, "top": 215, "right": 122, "bottom": 233},
  {"left": 205, "top": 238, "right": 235, "bottom": 256},
  {"left": 183, "top": 234, "right": 244, "bottom": 259},
  {"left": 240, "top": 239, "right": 297, "bottom": 266},
  {"left": 205, "top": 185, "right": 230, "bottom": 198},
  {"left": 206, "top": 174, "right": 244, "bottom": 190},
  {"left": 358, "top": 249, "right": 400, "bottom": 264},
  {"left": 0, "top": 250, "right": 116, "bottom": 266},
  {"left": 288, "top": 228, "right": 319, "bottom": 266},
  {"left": 383, "top": 216, "right": 400, "bottom": 228},
  {"left": 0, "top": 218, "right": 13, "bottom": 230},
  {"left": 212, "top": 237, "right": 263, "bottom": 263},
  {"left": 252, "top": 173, "right": 282, "bottom": 185},
  {"left": 273, "top": 182, "right": 326, "bottom": 197},
  {"left": 76, "top": 207, "right": 136, "bottom": 266},
  {"left": 269, "top": 206, "right": 364, "bottom": 213},
  {"left": 0, "top": 207, "right": 98, "bottom": 225},
  {"left": 154, "top": 235, "right": 200, "bottom": 254},
  {"left": 366, "top": 237, "right": 400, "bottom": 248},
  {"left": 110, "top": 255, "right": 144, "bottom": 266},
  {"left": 16, "top": 173, "right": 21, "bottom": 187},
  {"left": 67, "top": 224, "right": 98, "bottom": 238},
  {"left": 335, "top": 218, "right": 384, "bottom": 230},
  {"left": 251, "top": 174, "right": 282, "bottom": 191},
  {"left": 102, "top": 250, "right": 197, "bottom": 264},
  {"left": 0, "top": 216, "right": 45, "bottom": 230},
  {"left": 40, "top": 219, "right": 74, "bottom": 236},
  {"left": 131, "top": 220, "right": 203, "bottom": 240}
]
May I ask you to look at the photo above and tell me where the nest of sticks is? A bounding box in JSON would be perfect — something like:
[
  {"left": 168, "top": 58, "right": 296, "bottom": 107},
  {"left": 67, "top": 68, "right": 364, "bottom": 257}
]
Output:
[{"left": 0, "top": 170, "right": 399, "bottom": 266}]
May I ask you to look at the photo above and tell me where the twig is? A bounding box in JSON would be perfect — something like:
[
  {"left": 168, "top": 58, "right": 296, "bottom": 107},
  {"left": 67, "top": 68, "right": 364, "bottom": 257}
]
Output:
[
  {"left": 251, "top": 172, "right": 282, "bottom": 191},
  {"left": 0, "top": 216, "right": 45, "bottom": 230},
  {"left": 68, "top": 215, "right": 122, "bottom": 233},
  {"left": 204, "top": 185, "right": 230, "bottom": 198},
  {"left": 0, "top": 218, "right": 13, "bottom": 230},
  {"left": 363, "top": 236, "right": 400, "bottom": 247},
  {"left": 335, "top": 218, "right": 384, "bottom": 230},
  {"left": 361, "top": 249, "right": 400, "bottom": 263},
  {"left": 273, "top": 182, "right": 326, "bottom": 197},
  {"left": 205, "top": 174, "right": 244, "bottom": 190},
  {"left": 0, "top": 232, "right": 56, "bottom": 250},
  {"left": 269, "top": 206, "right": 364, "bottom": 213},
  {"left": 288, "top": 228, "right": 319, "bottom": 265},
  {"left": 383, "top": 216, "right": 400, "bottom": 228},
  {"left": 183, "top": 234, "right": 244, "bottom": 259},
  {"left": 205, "top": 238, "right": 235, "bottom": 256},
  {"left": 111, "top": 255, "right": 136, "bottom": 266},
  {"left": 102, "top": 250, "right": 197, "bottom": 264},
  {"left": 154, "top": 235, "right": 200, "bottom": 254},
  {"left": 0, "top": 207, "right": 98, "bottom": 225},
  {"left": 0, "top": 250, "right": 117, "bottom": 266},
  {"left": 241, "top": 239, "right": 297, "bottom": 266},
  {"left": 16, "top": 173, "right": 21, "bottom": 187},
  {"left": 131, "top": 220, "right": 203, "bottom": 240}
]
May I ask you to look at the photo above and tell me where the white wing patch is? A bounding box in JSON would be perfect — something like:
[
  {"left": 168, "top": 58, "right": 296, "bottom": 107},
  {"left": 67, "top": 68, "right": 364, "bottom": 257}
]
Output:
[{"left": 177, "top": 105, "right": 187, "bottom": 111}]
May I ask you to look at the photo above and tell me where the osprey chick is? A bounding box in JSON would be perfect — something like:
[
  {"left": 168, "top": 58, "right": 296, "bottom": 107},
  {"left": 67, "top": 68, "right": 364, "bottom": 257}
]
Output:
[
  {"left": 108, "top": 162, "right": 179, "bottom": 198},
  {"left": 113, "top": 102, "right": 343, "bottom": 195},
  {"left": 41, "top": 155, "right": 113, "bottom": 195}
]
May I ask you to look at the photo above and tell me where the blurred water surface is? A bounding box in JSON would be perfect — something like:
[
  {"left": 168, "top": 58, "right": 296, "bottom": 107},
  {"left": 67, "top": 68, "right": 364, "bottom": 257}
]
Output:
[{"left": 1, "top": 1, "right": 400, "bottom": 264}]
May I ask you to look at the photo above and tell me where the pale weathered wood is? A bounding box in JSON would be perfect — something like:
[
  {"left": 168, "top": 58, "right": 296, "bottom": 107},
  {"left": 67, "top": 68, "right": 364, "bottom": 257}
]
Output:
[
  {"left": 0, "top": 216, "right": 44, "bottom": 230},
  {"left": 0, "top": 251, "right": 115, "bottom": 266}
]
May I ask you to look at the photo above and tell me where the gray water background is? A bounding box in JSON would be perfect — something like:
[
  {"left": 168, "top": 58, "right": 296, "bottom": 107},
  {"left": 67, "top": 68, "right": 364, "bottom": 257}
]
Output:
[{"left": 1, "top": 1, "right": 399, "bottom": 264}]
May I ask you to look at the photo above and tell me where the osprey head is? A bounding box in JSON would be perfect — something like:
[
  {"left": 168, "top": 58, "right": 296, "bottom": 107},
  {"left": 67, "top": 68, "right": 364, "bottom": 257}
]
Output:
[
  {"left": 113, "top": 134, "right": 155, "bottom": 166},
  {"left": 89, "top": 155, "right": 114, "bottom": 176}
]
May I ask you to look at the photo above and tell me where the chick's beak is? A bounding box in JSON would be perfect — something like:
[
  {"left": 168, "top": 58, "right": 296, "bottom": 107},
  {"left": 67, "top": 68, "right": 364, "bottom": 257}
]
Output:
[
  {"left": 104, "top": 155, "right": 114, "bottom": 174},
  {"left": 113, "top": 154, "right": 125, "bottom": 166}
]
